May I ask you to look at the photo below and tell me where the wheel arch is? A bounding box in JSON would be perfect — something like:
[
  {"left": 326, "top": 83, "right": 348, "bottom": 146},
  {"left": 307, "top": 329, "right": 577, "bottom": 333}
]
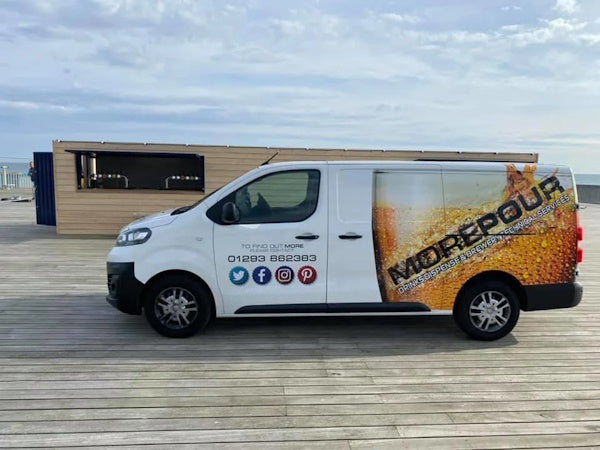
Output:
[
  {"left": 454, "top": 270, "right": 528, "bottom": 312},
  {"left": 141, "top": 270, "right": 217, "bottom": 318}
]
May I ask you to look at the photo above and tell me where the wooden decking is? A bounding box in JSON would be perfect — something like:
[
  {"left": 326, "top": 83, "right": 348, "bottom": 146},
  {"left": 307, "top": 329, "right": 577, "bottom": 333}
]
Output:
[{"left": 1, "top": 200, "right": 599, "bottom": 448}]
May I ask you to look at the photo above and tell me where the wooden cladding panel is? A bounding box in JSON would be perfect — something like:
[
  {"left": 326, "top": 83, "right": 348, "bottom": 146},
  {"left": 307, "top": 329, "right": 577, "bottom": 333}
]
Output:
[{"left": 53, "top": 141, "right": 538, "bottom": 235}]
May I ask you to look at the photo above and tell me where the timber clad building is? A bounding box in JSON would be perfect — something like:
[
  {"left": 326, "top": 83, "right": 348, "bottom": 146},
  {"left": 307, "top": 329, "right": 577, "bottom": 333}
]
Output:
[{"left": 52, "top": 140, "right": 538, "bottom": 236}]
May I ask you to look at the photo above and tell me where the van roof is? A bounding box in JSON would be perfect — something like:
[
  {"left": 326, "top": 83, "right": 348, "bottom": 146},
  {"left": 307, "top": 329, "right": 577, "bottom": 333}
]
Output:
[{"left": 261, "top": 160, "right": 572, "bottom": 174}]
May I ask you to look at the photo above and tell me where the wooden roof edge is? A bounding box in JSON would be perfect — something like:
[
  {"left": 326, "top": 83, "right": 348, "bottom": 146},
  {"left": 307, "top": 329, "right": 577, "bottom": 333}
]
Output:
[{"left": 52, "top": 140, "right": 538, "bottom": 163}]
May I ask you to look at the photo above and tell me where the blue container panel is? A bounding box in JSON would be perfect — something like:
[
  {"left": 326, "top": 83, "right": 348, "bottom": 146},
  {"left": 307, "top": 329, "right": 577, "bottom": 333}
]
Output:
[{"left": 33, "top": 152, "right": 56, "bottom": 226}]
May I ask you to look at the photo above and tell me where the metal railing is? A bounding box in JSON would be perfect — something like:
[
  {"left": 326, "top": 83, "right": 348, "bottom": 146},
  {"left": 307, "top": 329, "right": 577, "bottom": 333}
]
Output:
[{"left": 1, "top": 166, "right": 33, "bottom": 189}]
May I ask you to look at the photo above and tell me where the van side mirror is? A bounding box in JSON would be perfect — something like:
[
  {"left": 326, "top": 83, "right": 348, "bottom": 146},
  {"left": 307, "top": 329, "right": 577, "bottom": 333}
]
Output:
[{"left": 221, "top": 202, "right": 240, "bottom": 224}]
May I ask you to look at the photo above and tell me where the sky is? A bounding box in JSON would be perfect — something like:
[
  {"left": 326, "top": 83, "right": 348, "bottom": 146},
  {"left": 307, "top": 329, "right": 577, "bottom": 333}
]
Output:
[{"left": 0, "top": 0, "right": 599, "bottom": 172}]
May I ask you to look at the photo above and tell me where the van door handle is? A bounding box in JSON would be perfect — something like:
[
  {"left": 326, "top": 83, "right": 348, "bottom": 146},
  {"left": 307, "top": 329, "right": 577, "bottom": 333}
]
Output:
[
  {"left": 295, "top": 233, "right": 319, "bottom": 240},
  {"left": 339, "top": 233, "right": 363, "bottom": 240}
]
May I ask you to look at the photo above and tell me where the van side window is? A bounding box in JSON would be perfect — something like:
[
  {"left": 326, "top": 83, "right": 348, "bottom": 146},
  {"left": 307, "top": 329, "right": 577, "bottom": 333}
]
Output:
[{"left": 208, "top": 170, "right": 321, "bottom": 224}]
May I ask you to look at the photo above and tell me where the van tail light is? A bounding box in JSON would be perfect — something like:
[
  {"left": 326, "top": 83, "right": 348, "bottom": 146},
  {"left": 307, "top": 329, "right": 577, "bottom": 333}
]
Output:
[{"left": 576, "top": 210, "right": 583, "bottom": 264}]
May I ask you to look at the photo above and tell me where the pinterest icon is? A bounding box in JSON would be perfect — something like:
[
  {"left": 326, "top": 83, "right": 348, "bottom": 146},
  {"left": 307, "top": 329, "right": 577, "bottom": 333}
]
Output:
[{"left": 297, "top": 266, "right": 317, "bottom": 285}]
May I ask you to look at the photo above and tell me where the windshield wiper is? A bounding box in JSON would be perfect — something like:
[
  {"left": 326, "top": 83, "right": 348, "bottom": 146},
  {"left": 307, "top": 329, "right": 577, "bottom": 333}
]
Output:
[{"left": 171, "top": 206, "right": 192, "bottom": 215}]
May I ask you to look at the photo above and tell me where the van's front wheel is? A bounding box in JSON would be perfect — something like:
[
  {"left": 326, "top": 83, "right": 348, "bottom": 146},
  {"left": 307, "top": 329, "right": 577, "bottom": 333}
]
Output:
[
  {"left": 454, "top": 280, "right": 520, "bottom": 341},
  {"left": 143, "top": 274, "right": 212, "bottom": 338}
]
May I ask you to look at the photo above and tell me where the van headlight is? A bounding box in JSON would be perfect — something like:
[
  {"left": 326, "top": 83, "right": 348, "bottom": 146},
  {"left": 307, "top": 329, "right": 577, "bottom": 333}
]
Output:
[{"left": 116, "top": 228, "right": 152, "bottom": 246}]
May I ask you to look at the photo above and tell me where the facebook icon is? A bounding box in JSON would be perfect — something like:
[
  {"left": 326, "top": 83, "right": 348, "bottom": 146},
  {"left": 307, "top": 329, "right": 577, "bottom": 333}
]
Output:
[{"left": 252, "top": 266, "right": 272, "bottom": 285}]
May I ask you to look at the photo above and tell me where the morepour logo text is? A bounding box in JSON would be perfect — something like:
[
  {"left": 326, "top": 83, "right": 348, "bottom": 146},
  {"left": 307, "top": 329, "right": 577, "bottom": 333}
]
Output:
[{"left": 387, "top": 176, "right": 565, "bottom": 284}]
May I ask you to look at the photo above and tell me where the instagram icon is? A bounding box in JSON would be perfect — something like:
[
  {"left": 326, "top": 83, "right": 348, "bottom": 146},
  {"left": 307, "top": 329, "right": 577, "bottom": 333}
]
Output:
[{"left": 275, "top": 266, "right": 294, "bottom": 285}]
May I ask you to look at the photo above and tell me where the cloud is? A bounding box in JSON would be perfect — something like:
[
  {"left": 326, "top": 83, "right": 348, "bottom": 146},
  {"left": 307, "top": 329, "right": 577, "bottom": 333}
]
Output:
[
  {"left": 546, "top": 17, "right": 587, "bottom": 30},
  {"left": 381, "top": 13, "right": 420, "bottom": 25},
  {"left": 406, "top": 29, "right": 491, "bottom": 44},
  {"left": 0, "top": 100, "right": 40, "bottom": 110},
  {"left": 93, "top": 42, "right": 155, "bottom": 69},
  {"left": 0, "top": 98, "right": 80, "bottom": 112},
  {"left": 501, "top": 5, "right": 522, "bottom": 12},
  {"left": 553, "top": 0, "right": 580, "bottom": 15},
  {"left": 270, "top": 11, "right": 344, "bottom": 39},
  {"left": 271, "top": 19, "right": 305, "bottom": 35},
  {"left": 503, "top": 18, "right": 589, "bottom": 45}
]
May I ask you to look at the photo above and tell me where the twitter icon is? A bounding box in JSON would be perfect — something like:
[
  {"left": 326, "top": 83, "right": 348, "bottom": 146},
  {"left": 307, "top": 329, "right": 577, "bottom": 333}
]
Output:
[{"left": 229, "top": 266, "right": 249, "bottom": 285}]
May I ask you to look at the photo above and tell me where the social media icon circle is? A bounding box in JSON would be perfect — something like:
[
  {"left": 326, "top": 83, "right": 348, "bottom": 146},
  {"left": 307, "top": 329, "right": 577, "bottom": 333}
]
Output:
[
  {"left": 275, "top": 266, "right": 294, "bottom": 285},
  {"left": 298, "top": 265, "right": 317, "bottom": 284},
  {"left": 252, "top": 266, "right": 272, "bottom": 285},
  {"left": 229, "top": 266, "right": 249, "bottom": 285}
]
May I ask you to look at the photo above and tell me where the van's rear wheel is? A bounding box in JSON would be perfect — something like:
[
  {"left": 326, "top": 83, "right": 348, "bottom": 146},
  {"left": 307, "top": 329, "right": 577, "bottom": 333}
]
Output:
[
  {"left": 454, "top": 280, "right": 520, "bottom": 341},
  {"left": 143, "top": 274, "right": 212, "bottom": 338}
]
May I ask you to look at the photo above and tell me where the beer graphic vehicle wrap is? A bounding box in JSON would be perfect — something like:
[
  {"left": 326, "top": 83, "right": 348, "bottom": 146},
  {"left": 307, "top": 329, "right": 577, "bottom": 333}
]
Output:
[{"left": 373, "top": 164, "right": 577, "bottom": 310}]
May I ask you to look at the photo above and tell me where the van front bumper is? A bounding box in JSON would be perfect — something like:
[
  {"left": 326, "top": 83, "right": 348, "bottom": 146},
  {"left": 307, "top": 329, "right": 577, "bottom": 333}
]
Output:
[
  {"left": 106, "top": 262, "right": 144, "bottom": 315},
  {"left": 523, "top": 282, "right": 583, "bottom": 311}
]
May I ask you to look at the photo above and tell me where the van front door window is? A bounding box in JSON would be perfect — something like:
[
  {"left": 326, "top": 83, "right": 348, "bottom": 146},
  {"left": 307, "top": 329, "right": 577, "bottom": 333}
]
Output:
[{"left": 230, "top": 170, "right": 320, "bottom": 224}]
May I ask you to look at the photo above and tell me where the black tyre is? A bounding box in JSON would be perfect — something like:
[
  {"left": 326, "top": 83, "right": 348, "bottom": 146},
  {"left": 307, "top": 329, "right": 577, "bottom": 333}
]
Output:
[
  {"left": 143, "top": 274, "right": 212, "bottom": 338},
  {"left": 453, "top": 280, "right": 520, "bottom": 341}
]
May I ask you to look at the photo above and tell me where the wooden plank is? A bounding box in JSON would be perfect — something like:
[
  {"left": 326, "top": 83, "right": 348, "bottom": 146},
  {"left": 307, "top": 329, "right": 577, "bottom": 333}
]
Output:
[
  {"left": 1, "top": 402, "right": 599, "bottom": 422},
  {"left": 60, "top": 444, "right": 350, "bottom": 450},
  {"left": 349, "top": 434, "right": 600, "bottom": 449},
  {"left": 2, "top": 414, "right": 600, "bottom": 435},
  {"left": 1, "top": 426, "right": 401, "bottom": 447},
  {"left": 2, "top": 363, "right": 599, "bottom": 381},
  {"left": 0, "top": 359, "right": 598, "bottom": 376},
  {"left": 287, "top": 399, "right": 600, "bottom": 416},
  {"left": 2, "top": 390, "right": 600, "bottom": 410},
  {"left": 1, "top": 380, "right": 599, "bottom": 396},
  {"left": 0, "top": 413, "right": 453, "bottom": 434}
]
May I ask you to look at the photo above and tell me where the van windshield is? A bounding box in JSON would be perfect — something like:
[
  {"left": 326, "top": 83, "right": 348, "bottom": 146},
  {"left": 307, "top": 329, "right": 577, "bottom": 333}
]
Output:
[{"left": 170, "top": 186, "right": 223, "bottom": 215}]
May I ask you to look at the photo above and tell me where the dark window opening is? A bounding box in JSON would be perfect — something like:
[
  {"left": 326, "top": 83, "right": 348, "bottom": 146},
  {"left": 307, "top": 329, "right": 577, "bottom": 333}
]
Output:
[{"left": 68, "top": 150, "right": 205, "bottom": 191}]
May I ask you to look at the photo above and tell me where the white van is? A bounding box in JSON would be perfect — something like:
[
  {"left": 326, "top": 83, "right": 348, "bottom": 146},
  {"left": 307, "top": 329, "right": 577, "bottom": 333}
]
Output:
[{"left": 106, "top": 161, "right": 583, "bottom": 340}]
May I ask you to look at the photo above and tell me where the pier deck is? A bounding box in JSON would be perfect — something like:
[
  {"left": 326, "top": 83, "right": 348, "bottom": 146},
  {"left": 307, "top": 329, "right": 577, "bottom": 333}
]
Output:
[{"left": 1, "top": 201, "right": 599, "bottom": 448}]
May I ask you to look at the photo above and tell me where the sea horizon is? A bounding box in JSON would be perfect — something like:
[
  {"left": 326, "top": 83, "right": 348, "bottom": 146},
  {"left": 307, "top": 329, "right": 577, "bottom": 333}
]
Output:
[
  {"left": 575, "top": 173, "right": 600, "bottom": 186},
  {"left": 0, "top": 162, "right": 29, "bottom": 174}
]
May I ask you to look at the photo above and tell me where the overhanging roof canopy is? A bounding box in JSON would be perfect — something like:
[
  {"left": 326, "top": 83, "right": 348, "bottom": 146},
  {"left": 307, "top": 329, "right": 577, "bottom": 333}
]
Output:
[{"left": 65, "top": 150, "right": 204, "bottom": 159}]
